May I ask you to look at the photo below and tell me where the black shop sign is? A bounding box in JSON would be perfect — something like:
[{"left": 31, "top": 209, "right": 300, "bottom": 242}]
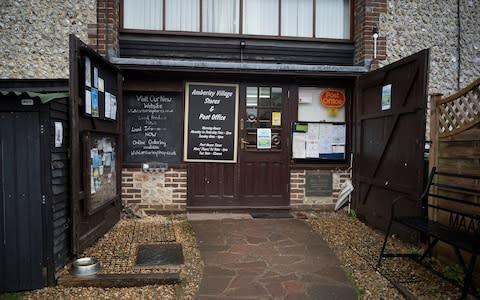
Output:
[
  {"left": 184, "top": 83, "right": 238, "bottom": 162},
  {"left": 124, "top": 92, "right": 183, "bottom": 164}
]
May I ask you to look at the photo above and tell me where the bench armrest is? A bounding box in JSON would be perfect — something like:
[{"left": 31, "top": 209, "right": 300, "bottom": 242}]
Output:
[{"left": 389, "top": 195, "right": 410, "bottom": 221}]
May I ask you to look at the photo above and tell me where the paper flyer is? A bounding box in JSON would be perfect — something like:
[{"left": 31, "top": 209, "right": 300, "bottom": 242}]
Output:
[
  {"left": 105, "top": 92, "right": 111, "bottom": 119},
  {"left": 85, "top": 57, "right": 91, "bottom": 87},
  {"left": 85, "top": 89, "right": 92, "bottom": 114},
  {"left": 292, "top": 132, "right": 306, "bottom": 159},
  {"left": 257, "top": 128, "right": 272, "bottom": 149},
  {"left": 91, "top": 88, "right": 99, "bottom": 117},
  {"left": 54, "top": 122, "right": 63, "bottom": 147}
]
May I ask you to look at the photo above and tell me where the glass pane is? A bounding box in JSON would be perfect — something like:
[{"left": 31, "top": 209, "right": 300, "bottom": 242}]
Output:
[
  {"left": 246, "top": 87, "right": 258, "bottom": 107},
  {"left": 259, "top": 87, "right": 270, "bottom": 106},
  {"left": 165, "top": 0, "right": 200, "bottom": 31},
  {"left": 281, "top": 0, "right": 313, "bottom": 37},
  {"left": 243, "top": 0, "right": 279, "bottom": 36},
  {"left": 271, "top": 132, "right": 281, "bottom": 149},
  {"left": 258, "top": 108, "right": 272, "bottom": 126},
  {"left": 124, "top": 0, "right": 163, "bottom": 30},
  {"left": 203, "top": 0, "right": 239, "bottom": 33},
  {"left": 246, "top": 108, "right": 257, "bottom": 128},
  {"left": 315, "top": 0, "right": 350, "bottom": 39},
  {"left": 271, "top": 87, "right": 282, "bottom": 107}
]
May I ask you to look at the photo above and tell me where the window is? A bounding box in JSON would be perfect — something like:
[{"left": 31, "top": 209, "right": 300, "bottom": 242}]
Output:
[
  {"left": 123, "top": 0, "right": 163, "bottom": 30},
  {"left": 316, "top": 0, "right": 350, "bottom": 39},
  {"left": 203, "top": 0, "right": 239, "bottom": 34},
  {"left": 122, "top": 0, "right": 351, "bottom": 40},
  {"left": 165, "top": 0, "right": 200, "bottom": 32},
  {"left": 298, "top": 87, "right": 345, "bottom": 122},
  {"left": 243, "top": 0, "right": 279, "bottom": 36},
  {"left": 281, "top": 0, "right": 313, "bottom": 38}
]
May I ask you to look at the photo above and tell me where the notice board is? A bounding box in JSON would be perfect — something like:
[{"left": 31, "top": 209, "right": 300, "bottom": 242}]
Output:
[
  {"left": 184, "top": 82, "right": 238, "bottom": 162},
  {"left": 292, "top": 121, "right": 346, "bottom": 160},
  {"left": 83, "top": 132, "right": 118, "bottom": 214},
  {"left": 124, "top": 92, "right": 183, "bottom": 164}
]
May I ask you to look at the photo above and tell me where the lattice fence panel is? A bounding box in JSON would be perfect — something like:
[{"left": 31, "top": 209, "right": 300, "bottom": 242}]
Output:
[{"left": 438, "top": 83, "right": 480, "bottom": 137}]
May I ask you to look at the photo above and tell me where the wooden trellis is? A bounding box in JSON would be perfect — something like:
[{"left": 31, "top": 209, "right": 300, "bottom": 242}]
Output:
[{"left": 435, "top": 78, "right": 480, "bottom": 138}]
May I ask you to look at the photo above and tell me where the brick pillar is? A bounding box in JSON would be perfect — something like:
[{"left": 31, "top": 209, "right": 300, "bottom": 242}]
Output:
[
  {"left": 88, "top": 0, "right": 119, "bottom": 58},
  {"left": 354, "top": 0, "right": 387, "bottom": 69}
]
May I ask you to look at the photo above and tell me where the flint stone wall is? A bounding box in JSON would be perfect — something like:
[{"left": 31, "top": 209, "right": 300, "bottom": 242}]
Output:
[
  {"left": 0, "top": 0, "right": 96, "bottom": 79},
  {"left": 379, "top": 0, "right": 479, "bottom": 96}
]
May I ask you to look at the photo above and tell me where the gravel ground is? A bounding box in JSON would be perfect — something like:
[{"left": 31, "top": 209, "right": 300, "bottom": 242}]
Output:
[
  {"left": 23, "top": 215, "right": 203, "bottom": 300},
  {"left": 7, "top": 212, "right": 478, "bottom": 299},
  {"left": 306, "top": 211, "right": 477, "bottom": 300}
]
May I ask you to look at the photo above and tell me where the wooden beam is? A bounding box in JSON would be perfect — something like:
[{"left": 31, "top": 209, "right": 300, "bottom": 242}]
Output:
[{"left": 57, "top": 272, "right": 180, "bottom": 288}]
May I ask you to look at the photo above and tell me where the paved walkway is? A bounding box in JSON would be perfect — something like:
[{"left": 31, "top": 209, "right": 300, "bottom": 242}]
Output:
[{"left": 191, "top": 218, "right": 357, "bottom": 300}]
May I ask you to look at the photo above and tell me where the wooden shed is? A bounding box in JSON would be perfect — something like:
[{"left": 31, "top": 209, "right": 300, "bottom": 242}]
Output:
[{"left": 0, "top": 80, "right": 70, "bottom": 291}]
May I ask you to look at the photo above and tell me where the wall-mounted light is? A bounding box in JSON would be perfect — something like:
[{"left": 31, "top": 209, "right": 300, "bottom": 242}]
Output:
[
  {"left": 240, "top": 41, "right": 246, "bottom": 63},
  {"left": 373, "top": 27, "right": 379, "bottom": 59}
]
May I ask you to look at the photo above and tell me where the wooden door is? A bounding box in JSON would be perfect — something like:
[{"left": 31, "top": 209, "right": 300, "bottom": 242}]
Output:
[
  {"left": 69, "top": 35, "right": 123, "bottom": 254},
  {"left": 0, "top": 112, "right": 46, "bottom": 291},
  {"left": 238, "top": 85, "right": 290, "bottom": 207},
  {"left": 353, "top": 50, "right": 429, "bottom": 232}
]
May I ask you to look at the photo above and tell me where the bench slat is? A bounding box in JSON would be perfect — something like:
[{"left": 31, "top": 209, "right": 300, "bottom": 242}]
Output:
[{"left": 396, "top": 217, "right": 479, "bottom": 253}]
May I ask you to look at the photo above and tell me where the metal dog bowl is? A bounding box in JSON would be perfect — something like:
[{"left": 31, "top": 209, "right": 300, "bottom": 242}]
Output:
[{"left": 71, "top": 257, "right": 100, "bottom": 276}]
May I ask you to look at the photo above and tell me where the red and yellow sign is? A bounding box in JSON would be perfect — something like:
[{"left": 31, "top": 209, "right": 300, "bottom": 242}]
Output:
[{"left": 320, "top": 89, "right": 345, "bottom": 108}]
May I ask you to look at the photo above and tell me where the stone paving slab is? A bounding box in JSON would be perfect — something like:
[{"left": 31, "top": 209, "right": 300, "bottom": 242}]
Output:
[{"left": 191, "top": 218, "right": 357, "bottom": 300}]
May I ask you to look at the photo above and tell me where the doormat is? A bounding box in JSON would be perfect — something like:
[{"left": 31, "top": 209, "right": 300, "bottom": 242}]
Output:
[
  {"left": 250, "top": 211, "right": 293, "bottom": 219},
  {"left": 135, "top": 243, "right": 184, "bottom": 267}
]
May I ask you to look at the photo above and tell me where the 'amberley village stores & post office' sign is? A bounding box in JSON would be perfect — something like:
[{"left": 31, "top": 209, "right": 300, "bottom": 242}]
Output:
[{"left": 184, "top": 83, "right": 239, "bottom": 163}]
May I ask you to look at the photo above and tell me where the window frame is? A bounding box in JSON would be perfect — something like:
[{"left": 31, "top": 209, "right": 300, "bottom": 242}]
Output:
[{"left": 120, "top": 0, "right": 354, "bottom": 42}]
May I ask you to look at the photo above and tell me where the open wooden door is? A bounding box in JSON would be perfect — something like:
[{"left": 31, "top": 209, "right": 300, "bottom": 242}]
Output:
[
  {"left": 353, "top": 50, "right": 429, "bottom": 233},
  {"left": 69, "top": 35, "right": 123, "bottom": 254}
]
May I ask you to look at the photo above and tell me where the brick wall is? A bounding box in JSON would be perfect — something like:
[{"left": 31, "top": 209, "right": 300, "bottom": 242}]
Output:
[
  {"left": 354, "top": 0, "right": 387, "bottom": 68},
  {"left": 290, "top": 169, "right": 351, "bottom": 211},
  {"left": 122, "top": 168, "right": 187, "bottom": 214},
  {"left": 88, "top": 0, "right": 120, "bottom": 57}
]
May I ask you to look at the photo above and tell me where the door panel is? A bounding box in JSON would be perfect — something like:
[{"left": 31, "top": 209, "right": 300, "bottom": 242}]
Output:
[
  {"left": 353, "top": 50, "right": 429, "bottom": 233},
  {"left": 187, "top": 163, "right": 237, "bottom": 207},
  {"left": 0, "top": 112, "right": 45, "bottom": 291}
]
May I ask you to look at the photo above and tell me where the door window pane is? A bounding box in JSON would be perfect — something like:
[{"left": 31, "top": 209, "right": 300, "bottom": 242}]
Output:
[
  {"left": 124, "top": 0, "right": 163, "bottom": 30},
  {"left": 243, "top": 0, "right": 279, "bottom": 36},
  {"left": 246, "top": 87, "right": 258, "bottom": 107},
  {"left": 281, "top": 0, "right": 313, "bottom": 37},
  {"left": 315, "top": 0, "right": 350, "bottom": 39},
  {"left": 271, "top": 87, "right": 282, "bottom": 107},
  {"left": 165, "top": 0, "right": 200, "bottom": 31},
  {"left": 203, "top": 0, "right": 239, "bottom": 33}
]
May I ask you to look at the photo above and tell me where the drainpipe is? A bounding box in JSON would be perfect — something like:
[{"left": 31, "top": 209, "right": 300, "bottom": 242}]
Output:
[{"left": 457, "top": 0, "right": 461, "bottom": 90}]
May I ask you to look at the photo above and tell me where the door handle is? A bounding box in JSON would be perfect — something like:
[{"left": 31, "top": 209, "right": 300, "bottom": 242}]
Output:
[
  {"left": 240, "top": 138, "right": 249, "bottom": 149},
  {"left": 240, "top": 118, "right": 244, "bottom": 130}
]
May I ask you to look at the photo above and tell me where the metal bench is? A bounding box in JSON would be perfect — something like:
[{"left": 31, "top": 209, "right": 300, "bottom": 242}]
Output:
[{"left": 377, "top": 167, "right": 480, "bottom": 299}]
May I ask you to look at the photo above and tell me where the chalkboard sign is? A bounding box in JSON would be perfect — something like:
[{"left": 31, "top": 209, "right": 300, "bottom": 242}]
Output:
[
  {"left": 305, "top": 170, "right": 333, "bottom": 197},
  {"left": 124, "top": 92, "right": 183, "bottom": 164},
  {"left": 184, "top": 83, "right": 239, "bottom": 162}
]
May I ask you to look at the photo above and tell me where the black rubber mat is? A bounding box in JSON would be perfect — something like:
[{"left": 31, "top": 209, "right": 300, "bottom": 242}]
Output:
[
  {"left": 250, "top": 211, "right": 293, "bottom": 219},
  {"left": 135, "top": 243, "right": 184, "bottom": 267}
]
